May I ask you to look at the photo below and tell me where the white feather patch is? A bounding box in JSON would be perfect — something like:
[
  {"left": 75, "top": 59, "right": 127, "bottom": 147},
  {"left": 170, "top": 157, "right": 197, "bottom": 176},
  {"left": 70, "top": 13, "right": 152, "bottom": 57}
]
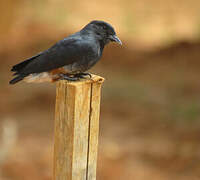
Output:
[{"left": 24, "top": 72, "right": 55, "bottom": 83}]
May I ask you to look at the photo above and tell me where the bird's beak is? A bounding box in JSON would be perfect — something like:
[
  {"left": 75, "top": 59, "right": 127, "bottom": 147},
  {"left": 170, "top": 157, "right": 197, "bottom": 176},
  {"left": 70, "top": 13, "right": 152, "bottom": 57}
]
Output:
[{"left": 109, "top": 35, "right": 122, "bottom": 45}]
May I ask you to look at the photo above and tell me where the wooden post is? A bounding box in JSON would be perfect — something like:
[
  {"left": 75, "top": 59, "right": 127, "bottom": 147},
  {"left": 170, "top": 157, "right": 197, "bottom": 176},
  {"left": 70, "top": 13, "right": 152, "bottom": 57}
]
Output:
[{"left": 53, "top": 74, "right": 104, "bottom": 180}]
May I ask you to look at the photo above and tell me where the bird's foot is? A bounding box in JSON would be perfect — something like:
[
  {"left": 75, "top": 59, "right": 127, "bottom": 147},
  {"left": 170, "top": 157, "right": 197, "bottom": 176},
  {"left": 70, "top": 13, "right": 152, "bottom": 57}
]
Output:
[
  {"left": 60, "top": 74, "right": 79, "bottom": 81},
  {"left": 60, "top": 73, "right": 92, "bottom": 81},
  {"left": 74, "top": 72, "right": 92, "bottom": 79}
]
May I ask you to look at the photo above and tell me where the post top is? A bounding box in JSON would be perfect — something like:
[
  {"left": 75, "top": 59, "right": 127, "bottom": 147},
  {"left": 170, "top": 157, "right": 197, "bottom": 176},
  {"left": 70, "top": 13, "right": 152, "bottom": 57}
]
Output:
[{"left": 57, "top": 74, "right": 105, "bottom": 86}]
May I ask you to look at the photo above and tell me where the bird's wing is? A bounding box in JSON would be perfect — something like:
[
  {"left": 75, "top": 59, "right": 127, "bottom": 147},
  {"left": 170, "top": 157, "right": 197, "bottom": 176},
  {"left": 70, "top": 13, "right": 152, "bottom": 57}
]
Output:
[
  {"left": 11, "top": 52, "right": 42, "bottom": 73},
  {"left": 21, "top": 37, "right": 95, "bottom": 74}
]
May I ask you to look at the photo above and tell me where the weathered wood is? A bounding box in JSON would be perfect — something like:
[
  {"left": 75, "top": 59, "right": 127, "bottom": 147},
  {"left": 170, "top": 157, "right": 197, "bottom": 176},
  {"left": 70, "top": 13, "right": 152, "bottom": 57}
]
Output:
[{"left": 54, "top": 75, "right": 104, "bottom": 180}]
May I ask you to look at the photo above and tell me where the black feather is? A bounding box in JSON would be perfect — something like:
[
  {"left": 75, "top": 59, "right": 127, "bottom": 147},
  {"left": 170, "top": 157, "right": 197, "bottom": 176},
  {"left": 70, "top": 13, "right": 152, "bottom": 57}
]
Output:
[
  {"left": 9, "top": 74, "right": 27, "bottom": 85},
  {"left": 11, "top": 53, "right": 41, "bottom": 72}
]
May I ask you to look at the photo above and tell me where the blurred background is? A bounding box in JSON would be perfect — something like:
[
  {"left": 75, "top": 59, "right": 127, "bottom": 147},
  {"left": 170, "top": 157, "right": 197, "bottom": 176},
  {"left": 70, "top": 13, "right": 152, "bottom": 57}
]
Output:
[{"left": 1, "top": 0, "right": 200, "bottom": 179}]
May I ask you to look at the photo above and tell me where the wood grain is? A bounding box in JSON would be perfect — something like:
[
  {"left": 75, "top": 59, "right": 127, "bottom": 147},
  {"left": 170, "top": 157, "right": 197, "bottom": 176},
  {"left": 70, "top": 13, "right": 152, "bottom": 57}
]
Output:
[{"left": 53, "top": 75, "right": 104, "bottom": 180}]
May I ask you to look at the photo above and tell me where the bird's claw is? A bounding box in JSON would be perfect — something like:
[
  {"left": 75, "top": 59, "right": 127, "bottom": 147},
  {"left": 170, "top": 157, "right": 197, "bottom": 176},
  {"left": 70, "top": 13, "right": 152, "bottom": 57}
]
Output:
[
  {"left": 75, "top": 72, "right": 92, "bottom": 79},
  {"left": 60, "top": 74, "right": 79, "bottom": 81},
  {"left": 60, "top": 73, "right": 92, "bottom": 82}
]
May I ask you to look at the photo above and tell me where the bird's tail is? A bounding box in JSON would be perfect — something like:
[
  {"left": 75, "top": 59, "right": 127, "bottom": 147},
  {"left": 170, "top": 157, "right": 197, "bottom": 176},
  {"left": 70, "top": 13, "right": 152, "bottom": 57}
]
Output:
[
  {"left": 9, "top": 53, "right": 41, "bottom": 85},
  {"left": 9, "top": 74, "right": 27, "bottom": 85}
]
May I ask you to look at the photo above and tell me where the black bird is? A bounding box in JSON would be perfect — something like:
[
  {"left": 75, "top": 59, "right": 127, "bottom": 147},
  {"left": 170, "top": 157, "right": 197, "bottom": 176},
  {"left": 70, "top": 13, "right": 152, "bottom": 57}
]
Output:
[{"left": 9, "top": 20, "right": 122, "bottom": 84}]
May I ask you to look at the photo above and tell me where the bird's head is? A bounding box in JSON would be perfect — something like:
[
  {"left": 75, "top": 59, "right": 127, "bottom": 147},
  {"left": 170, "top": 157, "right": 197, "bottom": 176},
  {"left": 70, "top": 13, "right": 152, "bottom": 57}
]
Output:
[{"left": 81, "top": 20, "right": 122, "bottom": 46}]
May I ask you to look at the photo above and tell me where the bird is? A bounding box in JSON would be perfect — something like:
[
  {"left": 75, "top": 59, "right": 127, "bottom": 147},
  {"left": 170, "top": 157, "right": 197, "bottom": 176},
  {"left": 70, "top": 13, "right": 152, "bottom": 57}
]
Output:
[{"left": 9, "top": 20, "right": 122, "bottom": 84}]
